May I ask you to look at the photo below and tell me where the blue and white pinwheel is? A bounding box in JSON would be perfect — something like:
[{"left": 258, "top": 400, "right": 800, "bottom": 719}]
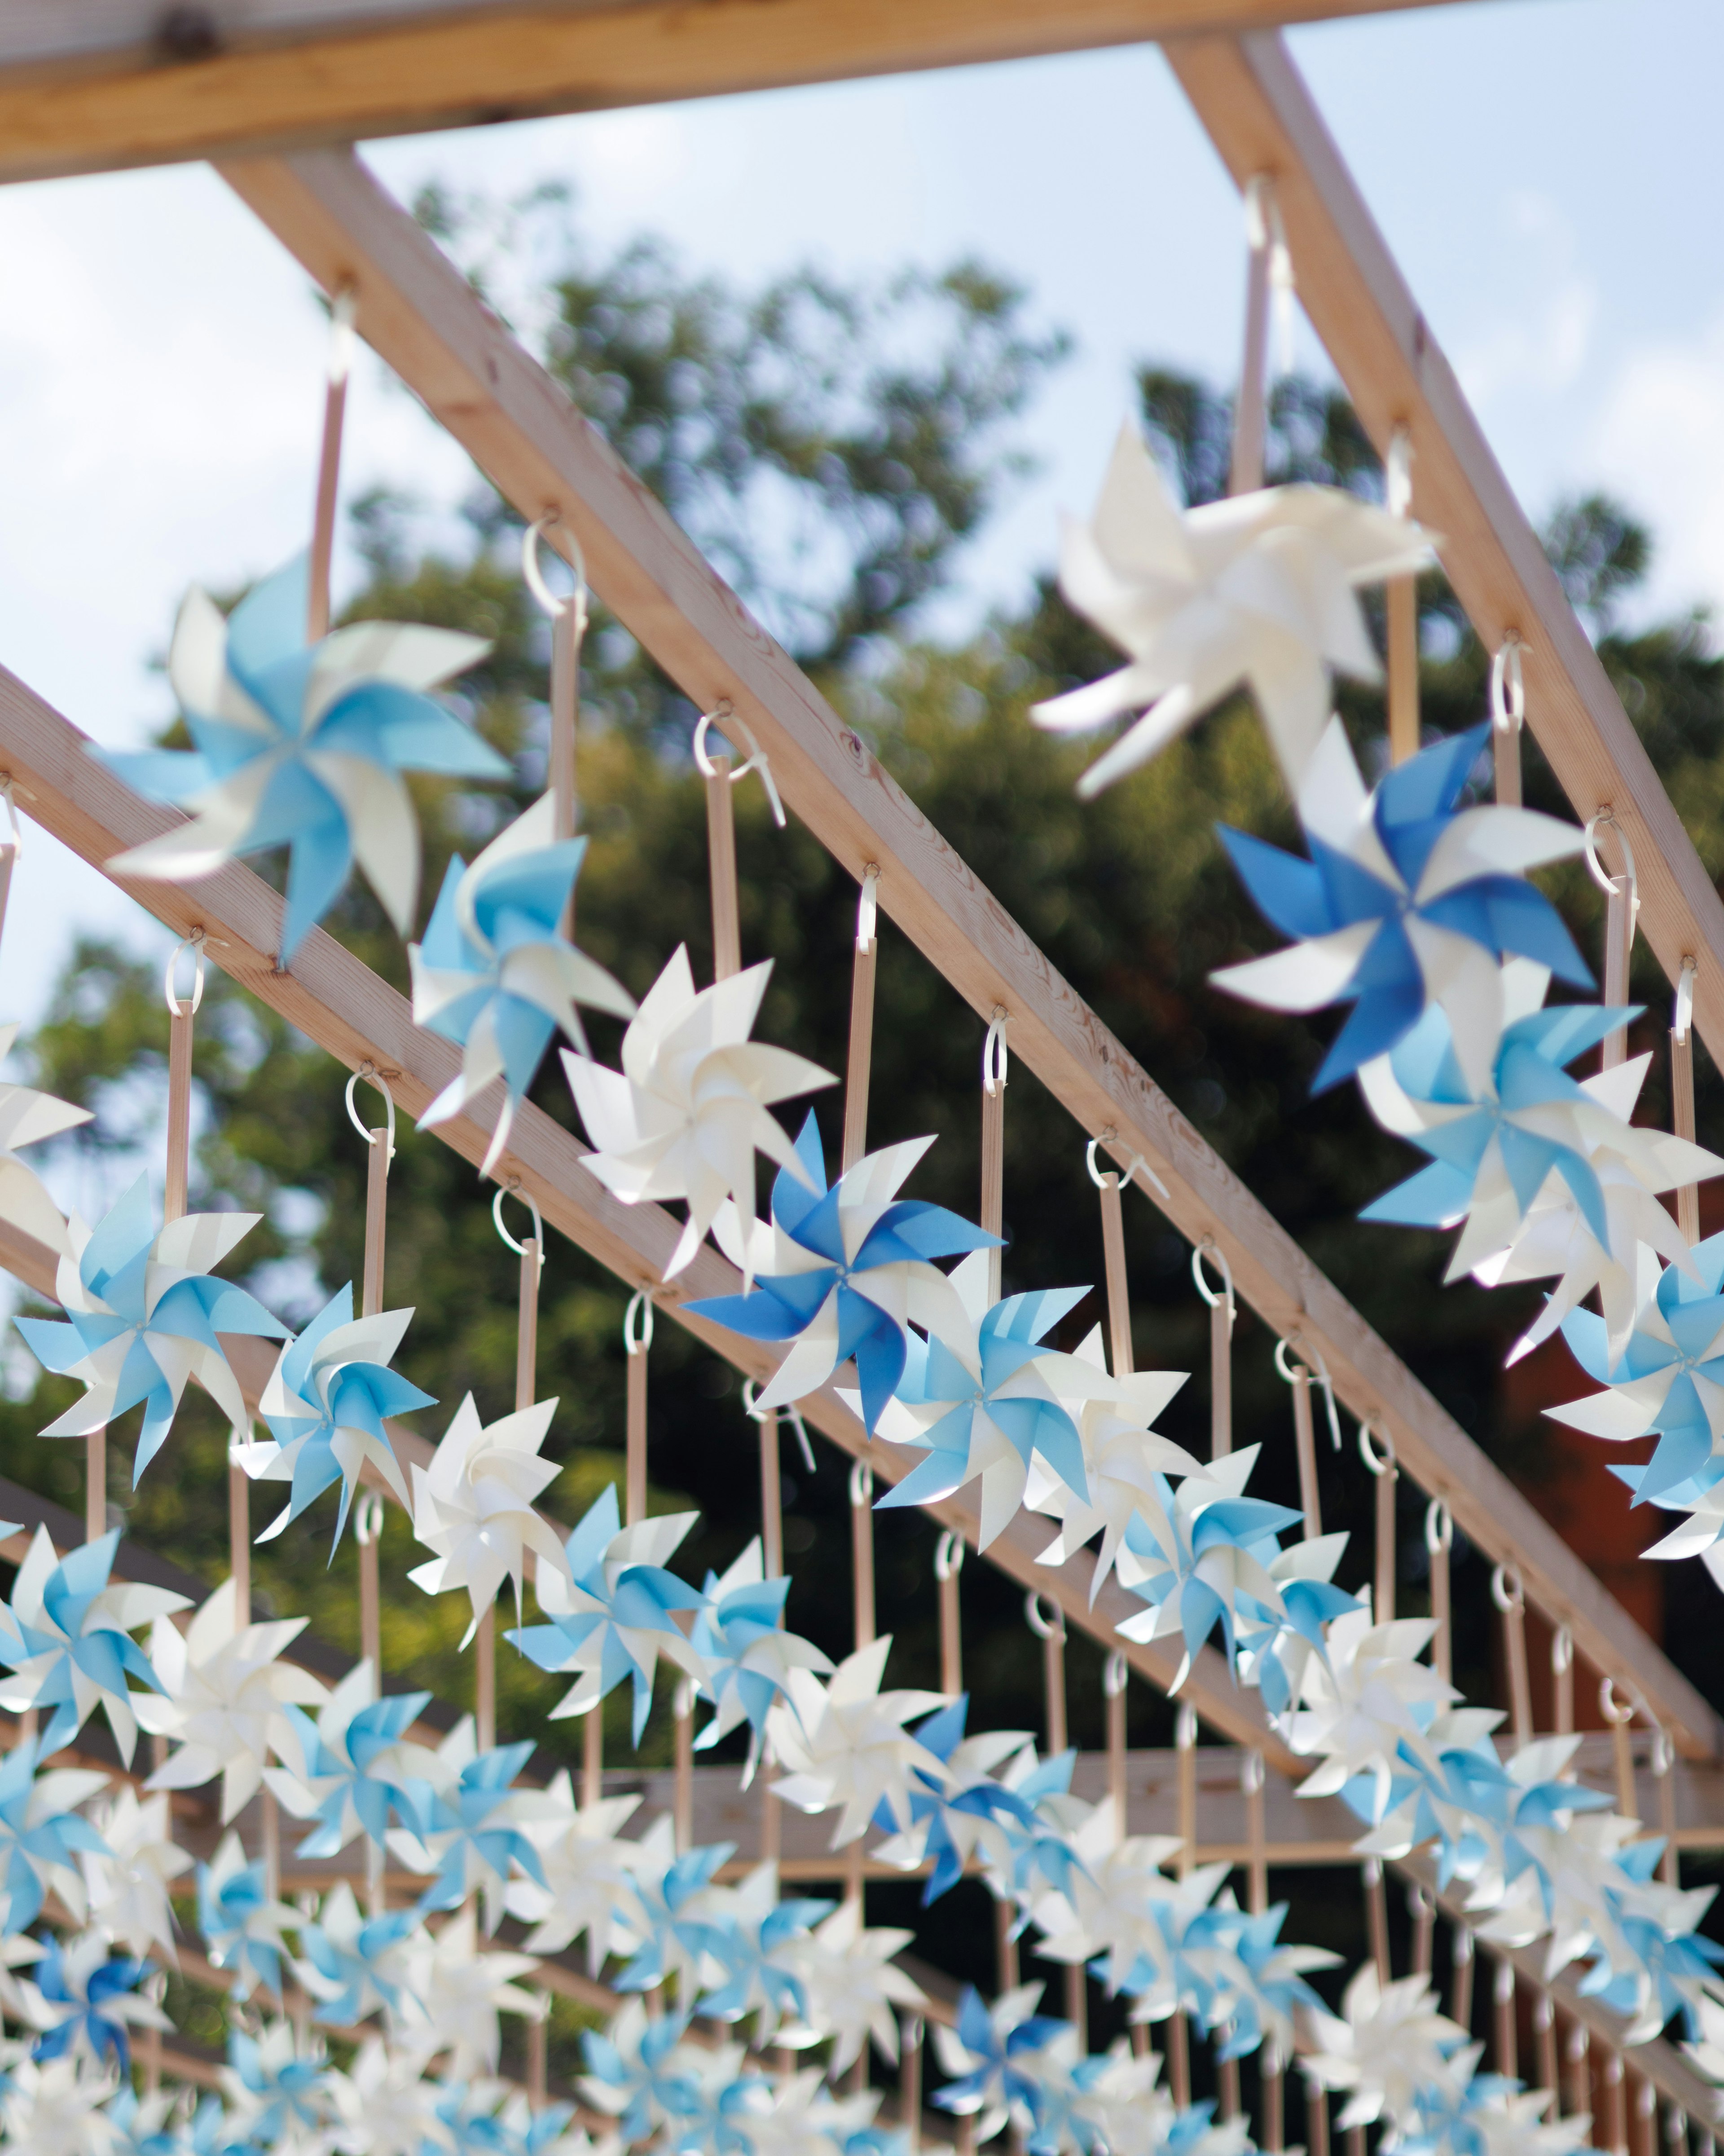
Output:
[
  {"left": 870, "top": 1252, "right": 1095, "bottom": 1550},
  {"left": 105, "top": 555, "right": 505, "bottom": 960},
  {"left": 581, "top": 1999, "right": 706, "bottom": 2147},
  {"left": 868, "top": 1697, "right": 1055, "bottom": 1906},
  {"left": 0, "top": 1526, "right": 189, "bottom": 1765},
  {"left": 690, "top": 1537, "right": 831, "bottom": 1765},
  {"left": 196, "top": 1831, "right": 295, "bottom": 2002},
  {"left": 265, "top": 1660, "right": 440, "bottom": 1859},
  {"left": 1216, "top": 1902, "right": 1340, "bottom": 2060},
  {"left": 239, "top": 1283, "right": 435, "bottom": 1551},
  {"left": 410, "top": 792, "right": 636, "bottom": 1172},
  {"left": 1214, "top": 716, "right": 1588, "bottom": 1092},
  {"left": 31, "top": 1932, "right": 168, "bottom": 2076},
  {"left": 613, "top": 1830, "right": 734, "bottom": 1994},
  {"left": 391, "top": 1722, "right": 550, "bottom": 1931},
  {"left": 508, "top": 1483, "right": 707, "bottom": 1743},
  {"left": 0, "top": 1735, "right": 110, "bottom": 1934},
  {"left": 690, "top": 1114, "right": 994, "bottom": 1434},
  {"left": 15, "top": 1174, "right": 287, "bottom": 1482},
  {"left": 689, "top": 1862, "right": 834, "bottom": 2028},
  {"left": 292, "top": 1883, "right": 416, "bottom": 2028},
  {"left": 1550, "top": 1231, "right": 1724, "bottom": 1510},
  {"left": 221, "top": 2020, "right": 331, "bottom": 2149},
  {"left": 932, "top": 1983, "right": 1073, "bottom": 2146}
]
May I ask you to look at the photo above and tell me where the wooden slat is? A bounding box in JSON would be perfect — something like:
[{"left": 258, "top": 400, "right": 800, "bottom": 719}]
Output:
[
  {"left": 0, "top": 0, "right": 1488, "bottom": 186},
  {"left": 211, "top": 146, "right": 1724, "bottom": 1764},
  {"left": 1165, "top": 31, "right": 1724, "bottom": 1074}
]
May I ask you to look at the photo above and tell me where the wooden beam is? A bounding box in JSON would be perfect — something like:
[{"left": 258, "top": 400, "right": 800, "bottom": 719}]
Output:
[
  {"left": 212, "top": 146, "right": 1723, "bottom": 1765},
  {"left": 1165, "top": 31, "right": 1724, "bottom": 1075},
  {"left": 0, "top": 658, "right": 1280, "bottom": 1767},
  {"left": 0, "top": 0, "right": 1492, "bottom": 187}
]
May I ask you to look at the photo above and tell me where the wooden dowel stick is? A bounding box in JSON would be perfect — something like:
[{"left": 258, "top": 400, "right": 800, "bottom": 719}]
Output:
[
  {"left": 673, "top": 1676, "right": 694, "bottom": 1853},
  {"left": 1370, "top": 1457, "right": 1396, "bottom": 1623},
  {"left": 261, "top": 1785, "right": 281, "bottom": 1904},
  {"left": 900, "top": 2014, "right": 923, "bottom": 2154},
  {"left": 1065, "top": 1963, "right": 1087, "bottom": 2055},
  {"left": 1290, "top": 1365, "right": 1321, "bottom": 1538},
  {"left": 1410, "top": 1886, "right": 1434, "bottom": 1979},
  {"left": 362, "top": 1135, "right": 388, "bottom": 1318},
  {"left": 582, "top": 1709, "right": 603, "bottom": 1813},
  {"left": 1565, "top": 2019, "right": 1590, "bottom": 2121},
  {"left": 936, "top": 1533, "right": 963, "bottom": 1699},
  {"left": 307, "top": 291, "right": 356, "bottom": 645},
  {"left": 1033, "top": 1597, "right": 1067, "bottom": 1756},
  {"left": 1497, "top": 1570, "right": 1533, "bottom": 1750},
  {"left": 1387, "top": 576, "right": 1420, "bottom": 764},
  {"left": 851, "top": 1464, "right": 875, "bottom": 1649},
  {"left": 1305, "top": 2079, "right": 1329, "bottom": 2156},
  {"left": 994, "top": 1896, "right": 1018, "bottom": 1992},
  {"left": 843, "top": 869, "right": 880, "bottom": 1173},
  {"left": 1493, "top": 1954, "right": 1517, "bottom": 2080},
  {"left": 1428, "top": 1502, "right": 1453, "bottom": 1688},
  {"left": 550, "top": 601, "right": 579, "bottom": 848},
  {"left": 475, "top": 1606, "right": 496, "bottom": 1753},
  {"left": 1672, "top": 1012, "right": 1700, "bottom": 1246},
  {"left": 1364, "top": 1858, "right": 1390, "bottom": 1982},
  {"left": 1451, "top": 1924, "right": 1473, "bottom": 2033},
  {"left": 758, "top": 1405, "right": 783, "bottom": 1582},
  {"left": 1494, "top": 720, "right": 1522, "bottom": 807},
  {"left": 1491, "top": 637, "right": 1525, "bottom": 809},
  {"left": 1176, "top": 1702, "right": 1196, "bottom": 1879},
  {"left": 1098, "top": 1170, "right": 1133, "bottom": 1377},
  {"left": 85, "top": 1428, "right": 106, "bottom": 1544},
  {"left": 1229, "top": 176, "right": 1273, "bottom": 497},
  {"left": 1553, "top": 1624, "right": 1574, "bottom": 1737},
  {"left": 1245, "top": 1749, "right": 1267, "bottom": 1920},
  {"left": 515, "top": 1237, "right": 540, "bottom": 1411},
  {"left": 1105, "top": 1654, "right": 1127, "bottom": 1837},
  {"left": 1167, "top": 2011, "right": 1190, "bottom": 2109},
  {"left": 704, "top": 752, "right": 741, "bottom": 982},
  {"left": 1219, "top": 2053, "right": 1241, "bottom": 2126},
  {"left": 1604, "top": 2049, "right": 1626, "bottom": 2156},
  {"left": 527, "top": 1996, "right": 549, "bottom": 2107},
  {"left": 1600, "top": 846, "right": 1634, "bottom": 1071},
  {"left": 1534, "top": 1992, "right": 1557, "bottom": 2114},
  {"left": 165, "top": 1005, "right": 194, "bottom": 1222},
  {"left": 229, "top": 1450, "right": 251, "bottom": 1618},
  {"left": 981, "top": 1018, "right": 1007, "bottom": 1304},
  {"left": 625, "top": 1301, "right": 650, "bottom": 1528},
  {"left": 1196, "top": 1246, "right": 1235, "bottom": 1459},
  {"left": 1262, "top": 2040, "right": 1284, "bottom": 2155}
]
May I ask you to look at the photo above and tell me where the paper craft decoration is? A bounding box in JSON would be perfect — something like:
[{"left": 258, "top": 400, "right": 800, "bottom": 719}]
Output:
[
  {"left": 0, "top": 1737, "right": 109, "bottom": 1936},
  {"left": 1280, "top": 1607, "right": 1456, "bottom": 1809},
  {"left": 610, "top": 1827, "right": 733, "bottom": 1995},
  {"left": 1029, "top": 422, "right": 1434, "bottom": 796},
  {"left": 0, "top": 1030, "right": 91, "bottom": 1257},
  {"left": 1303, "top": 1967, "right": 1471, "bottom": 2130},
  {"left": 407, "top": 1393, "right": 571, "bottom": 1641},
  {"left": 687, "top": 1860, "right": 834, "bottom": 2031},
  {"left": 868, "top": 1697, "right": 1048, "bottom": 1904},
  {"left": 136, "top": 1577, "right": 330, "bottom": 1823},
  {"left": 690, "top": 1115, "right": 993, "bottom": 1433},
  {"left": 0, "top": 1526, "right": 189, "bottom": 1764},
  {"left": 508, "top": 1484, "right": 707, "bottom": 1742},
  {"left": 104, "top": 555, "right": 504, "bottom": 960},
  {"left": 563, "top": 948, "right": 835, "bottom": 1278},
  {"left": 410, "top": 793, "right": 637, "bottom": 1171},
  {"left": 688, "top": 1539, "right": 832, "bottom": 1760},
  {"left": 239, "top": 1284, "right": 436, "bottom": 1549},
  {"left": 1213, "top": 717, "right": 1589, "bottom": 1092},
  {"left": 387, "top": 1718, "right": 551, "bottom": 1931},
  {"left": 15, "top": 1176, "right": 287, "bottom": 1481},
  {"left": 1549, "top": 1231, "right": 1724, "bottom": 1511},
  {"left": 391, "top": 1907, "right": 539, "bottom": 2076},
  {"left": 31, "top": 1931, "right": 170, "bottom": 2076},
  {"left": 504, "top": 1774, "right": 643, "bottom": 1968},
  {"left": 1360, "top": 967, "right": 1722, "bottom": 1360},
  {"left": 222, "top": 2019, "right": 330, "bottom": 2148},
  {"left": 869, "top": 1252, "right": 1094, "bottom": 1551},
  {"left": 782, "top": 1897, "right": 925, "bottom": 2077},
  {"left": 321, "top": 2037, "right": 450, "bottom": 2156},
  {"left": 766, "top": 1636, "right": 951, "bottom": 1849},
  {"left": 932, "top": 1982, "right": 1073, "bottom": 2144},
  {"left": 265, "top": 1661, "right": 440, "bottom": 1859},
  {"left": 293, "top": 1885, "right": 417, "bottom": 2030},
  {"left": 198, "top": 1832, "right": 295, "bottom": 2001},
  {"left": 78, "top": 1789, "right": 190, "bottom": 1964}
]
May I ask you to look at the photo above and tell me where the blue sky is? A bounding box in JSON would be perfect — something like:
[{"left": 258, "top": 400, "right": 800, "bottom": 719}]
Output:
[{"left": 0, "top": 0, "right": 1719, "bottom": 1021}]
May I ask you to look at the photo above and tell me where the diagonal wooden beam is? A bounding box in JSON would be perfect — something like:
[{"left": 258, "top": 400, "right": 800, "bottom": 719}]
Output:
[
  {"left": 211, "top": 146, "right": 1722, "bottom": 1763},
  {"left": 0, "top": 0, "right": 1495, "bottom": 188},
  {"left": 1164, "top": 31, "right": 1724, "bottom": 1066}
]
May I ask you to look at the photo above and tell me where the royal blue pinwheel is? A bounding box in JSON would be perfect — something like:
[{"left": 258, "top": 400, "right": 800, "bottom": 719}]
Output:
[
  {"left": 104, "top": 554, "right": 506, "bottom": 960},
  {"left": 0, "top": 1736, "right": 110, "bottom": 1934},
  {"left": 409, "top": 1738, "right": 546, "bottom": 1920},
  {"left": 15, "top": 1174, "right": 287, "bottom": 1481},
  {"left": 687, "top": 1114, "right": 995, "bottom": 1434},
  {"left": 1212, "top": 716, "right": 1589, "bottom": 1093},
  {"left": 241, "top": 1283, "right": 436, "bottom": 1552},
  {"left": 508, "top": 1484, "right": 707, "bottom": 1744},
  {"left": 873, "top": 1254, "right": 1091, "bottom": 1549},
  {"left": 31, "top": 1934, "right": 162, "bottom": 2076},
  {"left": 410, "top": 792, "right": 636, "bottom": 1174}
]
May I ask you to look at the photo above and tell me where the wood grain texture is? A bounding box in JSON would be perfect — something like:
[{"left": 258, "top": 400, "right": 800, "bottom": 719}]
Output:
[
  {"left": 214, "top": 147, "right": 1724, "bottom": 1762},
  {"left": 0, "top": 0, "right": 1487, "bottom": 184}
]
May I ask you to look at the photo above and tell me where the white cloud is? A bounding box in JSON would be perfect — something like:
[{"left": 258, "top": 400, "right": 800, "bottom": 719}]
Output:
[{"left": 1453, "top": 191, "right": 1598, "bottom": 408}]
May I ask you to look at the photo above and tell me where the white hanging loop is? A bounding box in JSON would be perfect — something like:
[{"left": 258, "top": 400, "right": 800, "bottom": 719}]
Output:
[
  {"left": 741, "top": 1378, "right": 816, "bottom": 1474},
  {"left": 1024, "top": 1590, "right": 1065, "bottom": 1642},
  {"left": 1191, "top": 1240, "right": 1236, "bottom": 1329},
  {"left": 354, "top": 1490, "right": 385, "bottom": 1547},
  {"left": 1583, "top": 810, "right": 1640, "bottom": 940},
  {"left": 1675, "top": 957, "right": 1697, "bottom": 1048},
  {"left": 1085, "top": 1133, "right": 1170, "bottom": 1201},
  {"left": 327, "top": 283, "right": 359, "bottom": 388},
  {"left": 982, "top": 1010, "right": 1009, "bottom": 1097},
  {"left": 522, "top": 513, "right": 590, "bottom": 638},
  {"left": 1385, "top": 427, "right": 1414, "bottom": 519},
  {"left": 1490, "top": 635, "right": 1526, "bottom": 738},
  {"left": 1103, "top": 1648, "right": 1128, "bottom": 1698},
  {"left": 1599, "top": 1676, "right": 1637, "bottom": 1728},
  {"left": 934, "top": 1529, "right": 964, "bottom": 1583},
  {"left": 1358, "top": 1420, "right": 1396, "bottom": 1476},
  {"left": 345, "top": 1063, "right": 398, "bottom": 1161},
  {"left": 623, "top": 1289, "right": 655, "bottom": 1356},
  {"left": 848, "top": 1459, "right": 873, "bottom": 1508},
  {"left": 856, "top": 864, "right": 880, "bottom": 955},
  {"left": 1650, "top": 1725, "right": 1673, "bottom": 1778},
  {"left": 0, "top": 775, "right": 25, "bottom": 851},
  {"left": 1490, "top": 1562, "right": 1525, "bottom": 1613},
  {"left": 164, "top": 928, "right": 211, "bottom": 1018},
  {"left": 1552, "top": 1623, "right": 1574, "bottom": 1675},
  {"left": 1424, "top": 1495, "right": 1453, "bottom": 1553},
  {"left": 693, "top": 705, "right": 787, "bottom": 829},
  {"left": 1274, "top": 1335, "right": 1343, "bottom": 1450},
  {"left": 492, "top": 1180, "right": 545, "bottom": 1274}
]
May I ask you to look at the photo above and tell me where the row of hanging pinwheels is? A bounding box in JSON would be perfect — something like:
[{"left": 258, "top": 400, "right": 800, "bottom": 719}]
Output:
[{"left": 0, "top": 394, "right": 1717, "bottom": 2156}]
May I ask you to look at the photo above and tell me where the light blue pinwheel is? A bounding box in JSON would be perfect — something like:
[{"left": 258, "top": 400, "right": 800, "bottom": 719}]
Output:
[
  {"left": 31, "top": 1934, "right": 158, "bottom": 2076},
  {"left": 242, "top": 1283, "right": 436, "bottom": 1553},
  {"left": 1213, "top": 1903, "right": 1338, "bottom": 2059},
  {"left": 1213, "top": 716, "right": 1589, "bottom": 1093},
  {"left": 410, "top": 791, "right": 637, "bottom": 1173},
  {"left": 508, "top": 1484, "right": 707, "bottom": 1744},
  {"left": 691, "top": 1877, "right": 834, "bottom": 2025},
  {"left": 875, "top": 1697, "right": 1057, "bottom": 1907},
  {"left": 581, "top": 2002, "right": 705, "bottom": 2147},
  {"left": 180, "top": 2094, "right": 245, "bottom": 2156},
  {"left": 104, "top": 555, "right": 506, "bottom": 961},
  {"left": 874, "top": 1255, "right": 1092, "bottom": 1550},
  {"left": 409, "top": 1738, "right": 546, "bottom": 1922},
  {"left": 1552, "top": 1231, "right": 1724, "bottom": 1508},
  {"left": 292, "top": 1884, "right": 416, "bottom": 2028},
  {"left": 102, "top": 2084, "right": 178, "bottom": 2156},
  {"left": 267, "top": 1663, "right": 438, "bottom": 1859},
  {"left": 690, "top": 1537, "right": 831, "bottom": 1760},
  {"left": 15, "top": 1174, "right": 288, "bottom": 1482},
  {"left": 222, "top": 2023, "right": 330, "bottom": 2147},
  {"left": 686, "top": 1113, "right": 995, "bottom": 1435},
  {"left": 1234, "top": 1539, "right": 1361, "bottom": 1718},
  {"left": 0, "top": 1735, "right": 110, "bottom": 1934},
  {"left": 933, "top": 1984, "right": 1072, "bottom": 2142},
  {"left": 0, "top": 1526, "right": 189, "bottom": 1764},
  {"left": 198, "top": 1842, "right": 292, "bottom": 2002},
  {"left": 614, "top": 1839, "right": 735, "bottom": 1993}
]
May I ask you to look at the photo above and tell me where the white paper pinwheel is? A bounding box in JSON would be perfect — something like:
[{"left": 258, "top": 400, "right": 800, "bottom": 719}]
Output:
[
  {"left": 1027, "top": 1803, "right": 1220, "bottom": 2018},
  {"left": 15, "top": 1175, "right": 287, "bottom": 1481},
  {"left": 410, "top": 793, "right": 637, "bottom": 1172},
  {"left": 407, "top": 1393, "right": 571, "bottom": 1642},
  {"left": 932, "top": 1980, "right": 1074, "bottom": 2145},
  {"left": 0, "top": 1526, "right": 189, "bottom": 1764},
  {"left": 1213, "top": 715, "right": 1589, "bottom": 1093},
  {"left": 781, "top": 1897, "right": 925, "bottom": 2075},
  {"left": 239, "top": 1284, "right": 436, "bottom": 1551},
  {"left": 136, "top": 1576, "right": 330, "bottom": 1823},
  {"left": 0, "top": 2055, "right": 124, "bottom": 2156},
  {"left": 392, "top": 1906, "right": 540, "bottom": 2076},
  {"left": 1302, "top": 1966, "right": 1472, "bottom": 2130},
  {"left": 1030, "top": 422, "right": 1434, "bottom": 796},
  {"left": 0, "top": 1028, "right": 91, "bottom": 1257},
  {"left": 1066, "top": 2041, "right": 1183, "bottom": 2156},
  {"left": 503, "top": 1770, "right": 643, "bottom": 1969},
  {"left": 766, "top": 1636, "right": 951, "bottom": 1848},
  {"left": 508, "top": 1484, "right": 707, "bottom": 1742},
  {"left": 867, "top": 1251, "right": 1099, "bottom": 1551},
  {"left": 728, "top": 2065, "right": 880, "bottom": 2156},
  {"left": 690, "top": 1114, "right": 993, "bottom": 1432},
  {"left": 689, "top": 1538, "right": 832, "bottom": 1764},
  {"left": 78, "top": 1790, "right": 190, "bottom": 1963},
  {"left": 1281, "top": 1606, "right": 1455, "bottom": 1808},
  {"left": 320, "top": 2035, "right": 450, "bottom": 2156},
  {"left": 105, "top": 555, "right": 504, "bottom": 960},
  {"left": 1359, "top": 963, "right": 1721, "bottom": 1361},
  {"left": 1025, "top": 1323, "right": 1197, "bottom": 1603},
  {"left": 563, "top": 947, "right": 835, "bottom": 1279}
]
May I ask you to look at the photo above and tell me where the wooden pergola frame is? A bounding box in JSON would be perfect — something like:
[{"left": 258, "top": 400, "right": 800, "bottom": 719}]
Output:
[{"left": 3, "top": 0, "right": 1722, "bottom": 2126}]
